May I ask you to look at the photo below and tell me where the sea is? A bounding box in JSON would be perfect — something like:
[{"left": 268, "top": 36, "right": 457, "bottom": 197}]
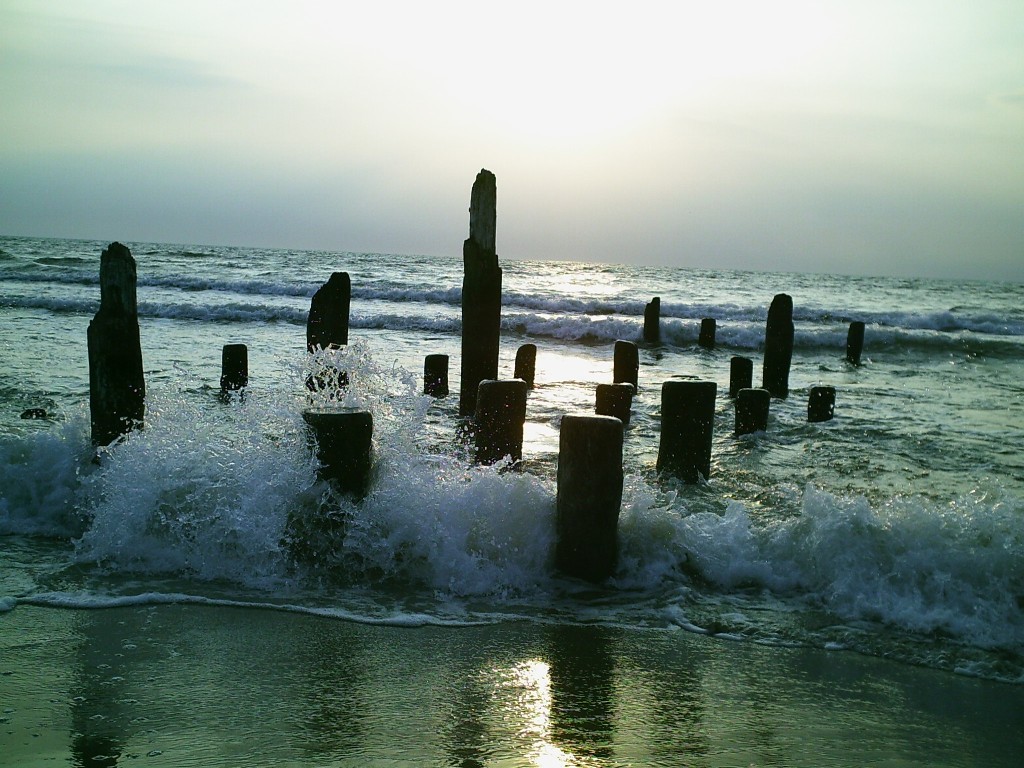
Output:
[{"left": 1, "top": 233, "right": 1022, "bottom": 766}]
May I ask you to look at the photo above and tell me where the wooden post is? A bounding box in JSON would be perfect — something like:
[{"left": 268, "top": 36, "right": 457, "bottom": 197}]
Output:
[
  {"left": 302, "top": 408, "right": 373, "bottom": 498},
  {"left": 729, "top": 356, "right": 753, "bottom": 398},
  {"left": 220, "top": 344, "right": 248, "bottom": 394},
  {"left": 613, "top": 340, "right": 639, "bottom": 389},
  {"left": 735, "top": 387, "right": 770, "bottom": 435},
  {"left": 808, "top": 386, "right": 836, "bottom": 422},
  {"left": 424, "top": 354, "right": 449, "bottom": 397},
  {"left": 555, "top": 414, "right": 624, "bottom": 582},
  {"left": 87, "top": 242, "right": 145, "bottom": 446},
  {"left": 762, "top": 293, "right": 794, "bottom": 398},
  {"left": 460, "top": 169, "right": 502, "bottom": 417},
  {"left": 643, "top": 297, "right": 660, "bottom": 343},
  {"left": 307, "top": 272, "right": 351, "bottom": 352},
  {"left": 656, "top": 381, "right": 717, "bottom": 483},
  {"left": 514, "top": 343, "right": 537, "bottom": 387},
  {"left": 595, "top": 382, "right": 633, "bottom": 427},
  {"left": 474, "top": 379, "right": 528, "bottom": 466},
  {"left": 698, "top": 318, "right": 716, "bottom": 349},
  {"left": 846, "top": 321, "right": 865, "bottom": 366}
]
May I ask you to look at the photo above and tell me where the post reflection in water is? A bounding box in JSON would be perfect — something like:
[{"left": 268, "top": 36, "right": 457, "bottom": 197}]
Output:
[{"left": 68, "top": 610, "right": 139, "bottom": 768}]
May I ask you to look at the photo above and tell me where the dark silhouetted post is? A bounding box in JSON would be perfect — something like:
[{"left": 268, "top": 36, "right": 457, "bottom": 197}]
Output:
[
  {"left": 514, "top": 343, "right": 537, "bottom": 387},
  {"left": 735, "top": 388, "right": 771, "bottom": 435},
  {"left": 846, "top": 321, "right": 865, "bottom": 366},
  {"left": 595, "top": 382, "right": 633, "bottom": 427},
  {"left": 657, "top": 381, "right": 717, "bottom": 483},
  {"left": 698, "top": 318, "right": 716, "bottom": 349},
  {"left": 643, "top": 297, "right": 660, "bottom": 343},
  {"left": 460, "top": 169, "right": 502, "bottom": 417},
  {"left": 474, "top": 379, "right": 528, "bottom": 466},
  {"left": 762, "top": 293, "right": 794, "bottom": 398},
  {"left": 307, "top": 272, "right": 351, "bottom": 352},
  {"left": 424, "top": 354, "right": 449, "bottom": 397},
  {"left": 556, "top": 414, "right": 624, "bottom": 582},
  {"left": 808, "top": 386, "right": 836, "bottom": 422},
  {"left": 302, "top": 408, "right": 373, "bottom": 498},
  {"left": 729, "top": 356, "right": 753, "bottom": 398},
  {"left": 613, "top": 340, "right": 639, "bottom": 389},
  {"left": 220, "top": 344, "right": 248, "bottom": 395},
  {"left": 87, "top": 242, "right": 145, "bottom": 446}
]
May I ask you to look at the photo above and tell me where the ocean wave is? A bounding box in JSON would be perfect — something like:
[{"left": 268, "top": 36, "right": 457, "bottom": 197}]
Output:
[
  {"left": 2, "top": 292, "right": 1021, "bottom": 356},
  {"left": 2, "top": 266, "right": 1022, "bottom": 337},
  {"left": 34, "top": 256, "right": 91, "bottom": 266}
]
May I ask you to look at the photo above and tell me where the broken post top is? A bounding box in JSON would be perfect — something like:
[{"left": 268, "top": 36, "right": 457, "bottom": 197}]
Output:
[
  {"left": 99, "top": 242, "right": 138, "bottom": 318},
  {"left": 468, "top": 168, "right": 497, "bottom": 258}
]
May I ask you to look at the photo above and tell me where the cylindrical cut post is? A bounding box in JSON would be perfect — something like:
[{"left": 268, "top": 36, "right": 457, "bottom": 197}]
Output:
[
  {"left": 555, "top": 414, "right": 624, "bottom": 583},
  {"left": 514, "top": 343, "right": 537, "bottom": 387},
  {"left": 423, "top": 354, "right": 449, "bottom": 397},
  {"left": 460, "top": 169, "right": 502, "bottom": 416},
  {"left": 595, "top": 382, "right": 634, "bottom": 427},
  {"left": 220, "top": 344, "right": 248, "bottom": 393},
  {"left": 656, "top": 381, "right": 717, "bottom": 483},
  {"left": 302, "top": 408, "right": 374, "bottom": 498},
  {"left": 808, "top": 386, "right": 836, "bottom": 422},
  {"left": 846, "top": 321, "right": 865, "bottom": 366},
  {"left": 643, "top": 297, "right": 660, "bottom": 344},
  {"left": 613, "top": 340, "right": 639, "bottom": 389},
  {"left": 729, "top": 356, "right": 753, "bottom": 398},
  {"left": 474, "top": 379, "right": 528, "bottom": 466},
  {"left": 762, "top": 293, "right": 794, "bottom": 398},
  {"left": 307, "top": 272, "right": 351, "bottom": 352},
  {"left": 698, "top": 318, "right": 716, "bottom": 349},
  {"left": 735, "top": 387, "right": 771, "bottom": 435},
  {"left": 87, "top": 242, "right": 145, "bottom": 446}
]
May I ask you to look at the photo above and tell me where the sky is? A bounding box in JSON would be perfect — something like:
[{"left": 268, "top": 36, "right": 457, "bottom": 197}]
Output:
[{"left": 1, "top": 1, "right": 1022, "bottom": 281}]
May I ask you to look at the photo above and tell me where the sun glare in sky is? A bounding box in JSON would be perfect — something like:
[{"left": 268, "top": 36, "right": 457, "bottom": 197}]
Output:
[{"left": 1, "top": 1, "right": 1022, "bottom": 281}]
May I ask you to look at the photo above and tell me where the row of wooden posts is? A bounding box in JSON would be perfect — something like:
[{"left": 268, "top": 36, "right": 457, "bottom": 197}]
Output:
[{"left": 86, "top": 170, "right": 862, "bottom": 583}]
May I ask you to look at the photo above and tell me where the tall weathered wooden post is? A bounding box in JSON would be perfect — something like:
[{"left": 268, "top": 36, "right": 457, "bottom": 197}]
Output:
[
  {"left": 556, "top": 414, "right": 624, "bottom": 582},
  {"left": 762, "top": 293, "right": 794, "bottom": 398},
  {"left": 808, "top": 386, "right": 836, "bottom": 422},
  {"left": 302, "top": 409, "right": 374, "bottom": 498},
  {"left": 698, "top": 318, "right": 716, "bottom": 349},
  {"left": 595, "top": 382, "right": 633, "bottom": 426},
  {"left": 613, "top": 340, "right": 639, "bottom": 389},
  {"left": 460, "top": 169, "right": 502, "bottom": 417},
  {"left": 307, "top": 272, "right": 351, "bottom": 352},
  {"left": 729, "top": 356, "right": 753, "bottom": 398},
  {"left": 846, "top": 321, "right": 865, "bottom": 366},
  {"left": 643, "top": 298, "right": 660, "bottom": 343},
  {"left": 220, "top": 344, "right": 248, "bottom": 395},
  {"left": 514, "top": 343, "right": 537, "bottom": 387},
  {"left": 474, "top": 379, "right": 528, "bottom": 466},
  {"left": 657, "top": 381, "right": 717, "bottom": 483},
  {"left": 424, "top": 354, "right": 449, "bottom": 397},
  {"left": 87, "top": 242, "right": 145, "bottom": 446},
  {"left": 306, "top": 272, "right": 352, "bottom": 396},
  {"left": 735, "top": 387, "right": 771, "bottom": 435}
]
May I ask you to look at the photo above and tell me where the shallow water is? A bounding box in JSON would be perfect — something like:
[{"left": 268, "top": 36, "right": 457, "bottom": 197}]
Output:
[{"left": 2, "top": 604, "right": 1022, "bottom": 767}]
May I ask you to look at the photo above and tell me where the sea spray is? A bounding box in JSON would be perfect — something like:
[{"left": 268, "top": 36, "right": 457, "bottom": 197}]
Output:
[
  {"left": 74, "top": 384, "right": 313, "bottom": 584},
  {"left": 295, "top": 343, "right": 558, "bottom": 596},
  {"left": 0, "top": 415, "right": 92, "bottom": 537},
  {"left": 672, "top": 485, "right": 1024, "bottom": 650}
]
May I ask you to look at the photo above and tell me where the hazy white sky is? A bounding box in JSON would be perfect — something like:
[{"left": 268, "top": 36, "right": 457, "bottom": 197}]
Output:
[{"left": 2, "top": 0, "right": 1022, "bottom": 280}]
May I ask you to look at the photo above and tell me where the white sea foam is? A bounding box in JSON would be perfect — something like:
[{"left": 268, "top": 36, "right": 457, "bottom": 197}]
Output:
[
  {"left": 663, "top": 486, "right": 1024, "bottom": 650},
  {"left": 0, "top": 416, "right": 92, "bottom": 537}
]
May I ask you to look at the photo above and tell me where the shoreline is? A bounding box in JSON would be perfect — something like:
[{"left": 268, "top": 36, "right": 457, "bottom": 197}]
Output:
[{"left": 2, "top": 603, "right": 1022, "bottom": 767}]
